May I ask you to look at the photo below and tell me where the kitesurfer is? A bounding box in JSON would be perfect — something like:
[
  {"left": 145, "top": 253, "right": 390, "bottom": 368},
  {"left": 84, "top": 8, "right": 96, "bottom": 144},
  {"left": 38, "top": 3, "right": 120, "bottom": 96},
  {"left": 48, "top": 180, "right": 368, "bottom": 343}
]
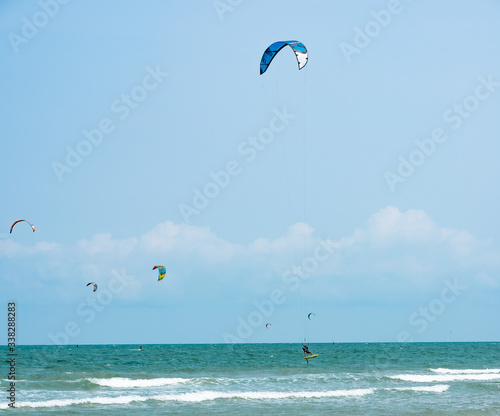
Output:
[{"left": 302, "top": 343, "right": 313, "bottom": 357}]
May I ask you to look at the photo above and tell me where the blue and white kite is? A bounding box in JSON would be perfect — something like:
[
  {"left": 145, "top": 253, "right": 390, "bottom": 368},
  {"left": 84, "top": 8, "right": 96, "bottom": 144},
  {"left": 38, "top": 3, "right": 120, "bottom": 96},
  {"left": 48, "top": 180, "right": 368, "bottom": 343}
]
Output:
[{"left": 260, "top": 40, "right": 308, "bottom": 75}]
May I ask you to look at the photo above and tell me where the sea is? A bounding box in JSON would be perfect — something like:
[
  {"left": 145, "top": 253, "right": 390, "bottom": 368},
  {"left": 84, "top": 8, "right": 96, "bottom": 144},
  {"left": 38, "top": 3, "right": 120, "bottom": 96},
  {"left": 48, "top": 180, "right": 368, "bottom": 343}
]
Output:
[{"left": 1, "top": 342, "right": 499, "bottom": 415}]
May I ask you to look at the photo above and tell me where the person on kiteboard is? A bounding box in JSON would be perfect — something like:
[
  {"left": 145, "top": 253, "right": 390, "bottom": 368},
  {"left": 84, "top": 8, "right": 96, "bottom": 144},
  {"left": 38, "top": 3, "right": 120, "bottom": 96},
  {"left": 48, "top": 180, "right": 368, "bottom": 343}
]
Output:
[{"left": 302, "top": 344, "right": 313, "bottom": 357}]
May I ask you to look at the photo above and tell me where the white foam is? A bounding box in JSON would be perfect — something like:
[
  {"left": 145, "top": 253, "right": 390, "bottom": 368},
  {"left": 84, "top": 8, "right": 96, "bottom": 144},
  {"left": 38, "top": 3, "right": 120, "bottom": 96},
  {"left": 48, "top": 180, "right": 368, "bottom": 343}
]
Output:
[
  {"left": 430, "top": 368, "right": 500, "bottom": 375},
  {"left": 151, "top": 388, "right": 375, "bottom": 402},
  {"left": 87, "top": 377, "right": 188, "bottom": 388},
  {"left": 14, "top": 395, "right": 144, "bottom": 408},
  {"left": 11, "top": 388, "right": 374, "bottom": 408},
  {"left": 390, "top": 384, "right": 449, "bottom": 393},
  {"left": 390, "top": 373, "right": 500, "bottom": 383}
]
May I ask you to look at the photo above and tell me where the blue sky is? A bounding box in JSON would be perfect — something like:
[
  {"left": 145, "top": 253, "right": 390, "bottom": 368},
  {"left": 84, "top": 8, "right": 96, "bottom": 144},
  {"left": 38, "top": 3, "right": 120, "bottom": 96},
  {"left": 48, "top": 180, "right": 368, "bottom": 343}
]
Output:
[{"left": 1, "top": 0, "right": 499, "bottom": 345}]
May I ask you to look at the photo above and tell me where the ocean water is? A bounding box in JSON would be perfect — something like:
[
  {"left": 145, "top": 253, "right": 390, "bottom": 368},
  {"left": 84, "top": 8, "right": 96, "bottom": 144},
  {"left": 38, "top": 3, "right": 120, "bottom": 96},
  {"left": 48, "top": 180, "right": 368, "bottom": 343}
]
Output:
[{"left": 1, "top": 343, "right": 499, "bottom": 415}]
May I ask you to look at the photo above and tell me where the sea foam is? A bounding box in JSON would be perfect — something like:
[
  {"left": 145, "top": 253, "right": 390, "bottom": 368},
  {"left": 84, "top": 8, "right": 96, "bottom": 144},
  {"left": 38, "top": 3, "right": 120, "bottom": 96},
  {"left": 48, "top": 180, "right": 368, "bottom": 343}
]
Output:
[
  {"left": 10, "top": 388, "right": 375, "bottom": 408},
  {"left": 151, "top": 388, "right": 375, "bottom": 402},
  {"left": 429, "top": 368, "right": 500, "bottom": 374},
  {"left": 87, "top": 377, "right": 188, "bottom": 388},
  {"left": 389, "top": 384, "right": 449, "bottom": 393},
  {"left": 390, "top": 372, "right": 500, "bottom": 383}
]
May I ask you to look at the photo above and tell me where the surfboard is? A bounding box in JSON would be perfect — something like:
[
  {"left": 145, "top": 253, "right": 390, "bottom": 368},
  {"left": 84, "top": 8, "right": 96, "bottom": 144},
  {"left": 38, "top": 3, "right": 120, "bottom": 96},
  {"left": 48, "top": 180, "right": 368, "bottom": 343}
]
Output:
[{"left": 304, "top": 354, "right": 318, "bottom": 359}]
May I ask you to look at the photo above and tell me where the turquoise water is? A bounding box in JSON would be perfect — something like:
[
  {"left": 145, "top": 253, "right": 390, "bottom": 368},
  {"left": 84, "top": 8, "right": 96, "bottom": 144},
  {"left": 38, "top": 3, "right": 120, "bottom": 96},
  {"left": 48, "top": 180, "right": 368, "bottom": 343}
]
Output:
[{"left": 1, "top": 343, "right": 499, "bottom": 415}]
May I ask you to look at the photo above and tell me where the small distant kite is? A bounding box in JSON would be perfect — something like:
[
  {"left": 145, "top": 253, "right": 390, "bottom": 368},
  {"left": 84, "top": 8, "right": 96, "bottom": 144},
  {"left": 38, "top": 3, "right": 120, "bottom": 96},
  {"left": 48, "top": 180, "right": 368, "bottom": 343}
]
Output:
[
  {"left": 10, "top": 219, "right": 35, "bottom": 234},
  {"left": 307, "top": 313, "right": 315, "bottom": 320},
  {"left": 86, "top": 282, "right": 98, "bottom": 292},
  {"left": 260, "top": 40, "right": 308, "bottom": 75},
  {"left": 152, "top": 265, "right": 166, "bottom": 281},
  {"left": 266, "top": 323, "right": 271, "bottom": 329}
]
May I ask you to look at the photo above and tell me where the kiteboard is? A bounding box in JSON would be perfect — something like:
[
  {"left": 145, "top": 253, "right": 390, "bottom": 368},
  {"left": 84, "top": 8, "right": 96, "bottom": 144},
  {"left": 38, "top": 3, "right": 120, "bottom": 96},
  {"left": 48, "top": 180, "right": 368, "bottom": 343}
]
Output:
[{"left": 304, "top": 354, "right": 318, "bottom": 359}]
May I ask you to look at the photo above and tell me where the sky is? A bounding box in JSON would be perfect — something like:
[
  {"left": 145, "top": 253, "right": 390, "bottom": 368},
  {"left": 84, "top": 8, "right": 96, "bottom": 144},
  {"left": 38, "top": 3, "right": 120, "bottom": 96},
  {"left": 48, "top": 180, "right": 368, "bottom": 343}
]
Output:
[{"left": 1, "top": 0, "right": 499, "bottom": 345}]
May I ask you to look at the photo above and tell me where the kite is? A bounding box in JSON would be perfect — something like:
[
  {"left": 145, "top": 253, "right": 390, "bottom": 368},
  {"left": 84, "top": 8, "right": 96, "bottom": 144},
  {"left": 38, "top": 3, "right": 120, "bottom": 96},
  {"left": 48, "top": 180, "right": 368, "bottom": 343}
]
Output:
[
  {"left": 266, "top": 323, "right": 271, "bottom": 329},
  {"left": 10, "top": 219, "right": 35, "bottom": 234},
  {"left": 86, "top": 282, "right": 98, "bottom": 292},
  {"left": 152, "top": 265, "right": 166, "bottom": 281},
  {"left": 307, "top": 313, "right": 315, "bottom": 320},
  {"left": 260, "top": 40, "right": 308, "bottom": 75}
]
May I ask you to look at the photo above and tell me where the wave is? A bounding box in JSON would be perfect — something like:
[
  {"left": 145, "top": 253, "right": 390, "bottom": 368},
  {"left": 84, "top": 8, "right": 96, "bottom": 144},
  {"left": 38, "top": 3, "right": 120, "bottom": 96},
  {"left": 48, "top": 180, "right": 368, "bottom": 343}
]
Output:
[
  {"left": 153, "top": 388, "right": 375, "bottom": 402},
  {"left": 0, "top": 395, "right": 144, "bottom": 409},
  {"left": 390, "top": 373, "right": 500, "bottom": 383},
  {"left": 429, "top": 368, "right": 500, "bottom": 375},
  {"left": 2, "top": 374, "right": 341, "bottom": 391},
  {"left": 87, "top": 377, "right": 188, "bottom": 388},
  {"left": 85, "top": 374, "right": 344, "bottom": 389},
  {"left": 1, "top": 388, "right": 375, "bottom": 408},
  {"left": 0, "top": 385, "right": 451, "bottom": 409},
  {"left": 389, "top": 384, "right": 449, "bottom": 393}
]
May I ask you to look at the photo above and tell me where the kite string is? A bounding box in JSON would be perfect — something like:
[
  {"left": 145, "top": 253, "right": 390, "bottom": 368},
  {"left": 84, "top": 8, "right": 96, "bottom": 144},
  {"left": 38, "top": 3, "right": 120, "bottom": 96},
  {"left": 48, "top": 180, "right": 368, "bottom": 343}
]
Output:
[{"left": 300, "top": 70, "right": 310, "bottom": 345}]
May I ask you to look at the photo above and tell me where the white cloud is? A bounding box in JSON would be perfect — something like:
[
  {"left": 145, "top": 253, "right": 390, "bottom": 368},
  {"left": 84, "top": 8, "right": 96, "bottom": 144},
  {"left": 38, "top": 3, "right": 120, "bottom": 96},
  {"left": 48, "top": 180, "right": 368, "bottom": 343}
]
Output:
[
  {"left": 0, "top": 239, "right": 59, "bottom": 258},
  {"left": 77, "top": 233, "right": 137, "bottom": 259},
  {"left": 2, "top": 206, "right": 499, "bottom": 304},
  {"left": 362, "top": 206, "right": 440, "bottom": 246},
  {"left": 139, "top": 221, "right": 242, "bottom": 262},
  {"left": 249, "top": 222, "right": 314, "bottom": 254},
  {"left": 349, "top": 206, "right": 495, "bottom": 267}
]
